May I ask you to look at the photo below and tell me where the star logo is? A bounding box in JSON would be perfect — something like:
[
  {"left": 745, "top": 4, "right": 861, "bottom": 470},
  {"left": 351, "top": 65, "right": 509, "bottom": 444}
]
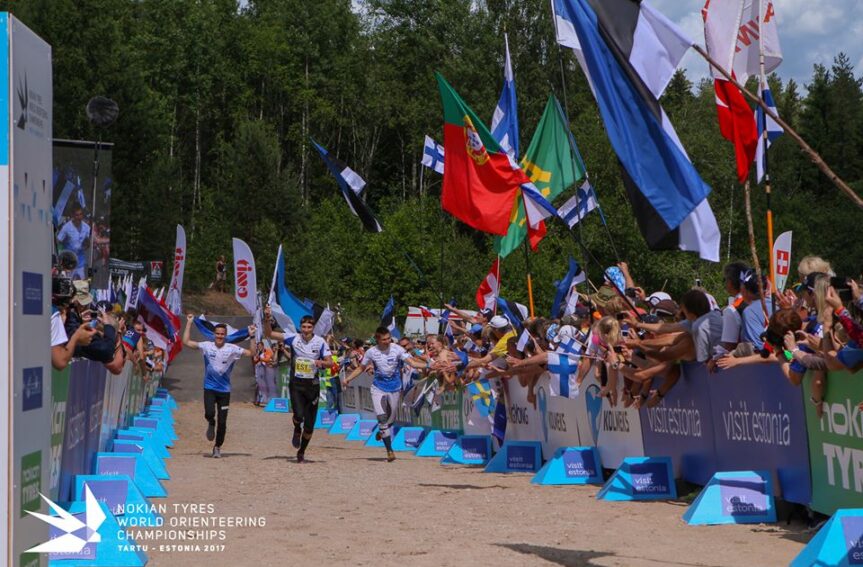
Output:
[{"left": 25, "top": 486, "right": 106, "bottom": 554}]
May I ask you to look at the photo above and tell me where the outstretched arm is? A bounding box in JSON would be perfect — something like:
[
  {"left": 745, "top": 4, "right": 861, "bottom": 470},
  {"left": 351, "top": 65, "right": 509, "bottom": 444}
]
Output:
[
  {"left": 263, "top": 305, "right": 286, "bottom": 341},
  {"left": 182, "top": 314, "right": 200, "bottom": 348}
]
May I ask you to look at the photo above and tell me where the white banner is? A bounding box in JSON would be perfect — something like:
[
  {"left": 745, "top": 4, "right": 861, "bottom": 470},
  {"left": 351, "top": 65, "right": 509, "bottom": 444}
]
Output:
[
  {"left": 772, "top": 230, "right": 793, "bottom": 292},
  {"left": 6, "top": 14, "right": 54, "bottom": 561},
  {"left": 232, "top": 238, "right": 257, "bottom": 316},
  {"left": 166, "top": 224, "right": 186, "bottom": 316}
]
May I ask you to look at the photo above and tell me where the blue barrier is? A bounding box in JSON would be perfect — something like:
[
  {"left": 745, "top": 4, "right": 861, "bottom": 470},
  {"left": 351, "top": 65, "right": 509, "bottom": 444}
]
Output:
[
  {"left": 532, "top": 447, "right": 604, "bottom": 485},
  {"left": 112, "top": 439, "right": 169, "bottom": 480},
  {"left": 118, "top": 429, "right": 170, "bottom": 459},
  {"left": 441, "top": 435, "right": 492, "bottom": 466},
  {"left": 328, "top": 413, "right": 361, "bottom": 435},
  {"left": 391, "top": 427, "right": 427, "bottom": 452},
  {"left": 597, "top": 457, "right": 676, "bottom": 501},
  {"left": 791, "top": 508, "right": 863, "bottom": 566},
  {"left": 94, "top": 453, "right": 166, "bottom": 498},
  {"left": 75, "top": 475, "right": 160, "bottom": 527},
  {"left": 415, "top": 430, "right": 459, "bottom": 458},
  {"left": 345, "top": 419, "right": 378, "bottom": 442},
  {"left": 683, "top": 471, "right": 776, "bottom": 525},
  {"left": 314, "top": 408, "right": 339, "bottom": 429},
  {"left": 365, "top": 425, "right": 402, "bottom": 448},
  {"left": 264, "top": 398, "right": 291, "bottom": 413},
  {"left": 484, "top": 441, "right": 543, "bottom": 473}
]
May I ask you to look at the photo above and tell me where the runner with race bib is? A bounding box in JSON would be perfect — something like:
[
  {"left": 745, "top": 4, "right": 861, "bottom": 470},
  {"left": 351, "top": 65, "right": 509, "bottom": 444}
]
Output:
[
  {"left": 263, "top": 306, "right": 333, "bottom": 463},
  {"left": 343, "top": 326, "right": 429, "bottom": 462}
]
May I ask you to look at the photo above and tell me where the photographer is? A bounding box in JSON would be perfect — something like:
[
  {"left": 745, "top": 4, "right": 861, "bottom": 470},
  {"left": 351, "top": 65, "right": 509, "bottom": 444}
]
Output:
[
  {"left": 62, "top": 281, "right": 126, "bottom": 374},
  {"left": 51, "top": 273, "right": 97, "bottom": 370}
]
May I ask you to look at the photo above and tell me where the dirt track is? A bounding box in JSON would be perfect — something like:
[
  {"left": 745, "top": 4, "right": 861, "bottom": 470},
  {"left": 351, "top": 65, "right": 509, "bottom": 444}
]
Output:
[{"left": 144, "top": 330, "right": 809, "bottom": 567}]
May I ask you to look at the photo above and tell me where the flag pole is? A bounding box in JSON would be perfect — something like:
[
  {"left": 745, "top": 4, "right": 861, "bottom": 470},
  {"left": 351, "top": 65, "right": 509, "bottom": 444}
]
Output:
[
  {"left": 522, "top": 237, "right": 535, "bottom": 318},
  {"left": 743, "top": 180, "right": 770, "bottom": 319},
  {"left": 757, "top": 0, "right": 776, "bottom": 310},
  {"left": 692, "top": 43, "right": 863, "bottom": 209}
]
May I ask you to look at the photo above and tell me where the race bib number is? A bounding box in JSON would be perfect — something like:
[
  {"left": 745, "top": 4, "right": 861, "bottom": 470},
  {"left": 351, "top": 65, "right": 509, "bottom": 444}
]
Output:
[{"left": 294, "top": 357, "right": 316, "bottom": 379}]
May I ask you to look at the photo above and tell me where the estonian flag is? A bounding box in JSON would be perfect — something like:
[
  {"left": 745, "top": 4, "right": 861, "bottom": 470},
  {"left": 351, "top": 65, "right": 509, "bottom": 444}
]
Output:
[
  {"left": 552, "top": 0, "right": 720, "bottom": 262},
  {"left": 551, "top": 257, "right": 586, "bottom": 318},
  {"left": 194, "top": 315, "right": 250, "bottom": 344},
  {"left": 380, "top": 295, "right": 401, "bottom": 339},
  {"left": 496, "top": 296, "right": 529, "bottom": 333},
  {"left": 311, "top": 139, "right": 383, "bottom": 233}
]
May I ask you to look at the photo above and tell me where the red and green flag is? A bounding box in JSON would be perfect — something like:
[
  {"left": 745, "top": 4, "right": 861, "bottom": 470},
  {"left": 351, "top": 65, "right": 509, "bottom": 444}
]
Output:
[
  {"left": 436, "top": 73, "right": 529, "bottom": 236},
  {"left": 495, "top": 95, "right": 585, "bottom": 257}
]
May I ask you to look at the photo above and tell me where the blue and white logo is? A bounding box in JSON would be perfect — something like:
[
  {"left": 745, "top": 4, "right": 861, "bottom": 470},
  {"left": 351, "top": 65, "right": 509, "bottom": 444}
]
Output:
[{"left": 25, "top": 486, "right": 106, "bottom": 553}]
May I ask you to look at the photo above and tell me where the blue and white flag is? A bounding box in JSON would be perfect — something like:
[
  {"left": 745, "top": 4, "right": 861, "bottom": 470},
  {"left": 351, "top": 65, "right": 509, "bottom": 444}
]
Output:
[
  {"left": 268, "top": 244, "right": 310, "bottom": 334},
  {"left": 496, "top": 297, "right": 529, "bottom": 333},
  {"left": 555, "top": 336, "right": 583, "bottom": 357},
  {"left": 521, "top": 183, "right": 559, "bottom": 229},
  {"left": 547, "top": 351, "right": 580, "bottom": 398},
  {"left": 421, "top": 135, "right": 445, "bottom": 174},
  {"left": 380, "top": 295, "right": 401, "bottom": 339},
  {"left": 552, "top": 0, "right": 720, "bottom": 262},
  {"left": 312, "top": 139, "right": 382, "bottom": 233},
  {"left": 490, "top": 34, "right": 519, "bottom": 158},
  {"left": 551, "top": 257, "right": 586, "bottom": 318},
  {"left": 754, "top": 77, "right": 783, "bottom": 184},
  {"left": 194, "top": 315, "right": 250, "bottom": 344},
  {"left": 557, "top": 180, "right": 598, "bottom": 229}
]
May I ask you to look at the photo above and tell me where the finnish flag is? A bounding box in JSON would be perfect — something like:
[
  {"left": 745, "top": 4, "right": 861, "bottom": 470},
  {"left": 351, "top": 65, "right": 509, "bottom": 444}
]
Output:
[
  {"left": 754, "top": 77, "right": 783, "bottom": 184},
  {"left": 557, "top": 180, "right": 598, "bottom": 229},
  {"left": 547, "top": 351, "right": 580, "bottom": 398},
  {"left": 421, "top": 135, "right": 445, "bottom": 174},
  {"left": 490, "top": 34, "right": 519, "bottom": 158}
]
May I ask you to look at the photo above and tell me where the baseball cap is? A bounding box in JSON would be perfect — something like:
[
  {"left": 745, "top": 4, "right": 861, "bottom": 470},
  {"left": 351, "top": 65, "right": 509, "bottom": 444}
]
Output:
[
  {"left": 489, "top": 315, "right": 509, "bottom": 329},
  {"left": 646, "top": 291, "right": 672, "bottom": 306},
  {"left": 73, "top": 280, "right": 93, "bottom": 305},
  {"left": 652, "top": 299, "right": 679, "bottom": 317},
  {"left": 469, "top": 323, "right": 484, "bottom": 335}
]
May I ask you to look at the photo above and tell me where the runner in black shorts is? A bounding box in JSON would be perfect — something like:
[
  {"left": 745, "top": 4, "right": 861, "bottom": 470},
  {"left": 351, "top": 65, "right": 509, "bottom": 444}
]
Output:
[{"left": 264, "top": 306, "right": 333, "bottom": 462}]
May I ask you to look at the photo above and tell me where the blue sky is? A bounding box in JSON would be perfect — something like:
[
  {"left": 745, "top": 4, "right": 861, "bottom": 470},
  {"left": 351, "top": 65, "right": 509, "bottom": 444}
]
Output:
[{"left": 652, "top": 0, "right": 863, "bottom": 89}]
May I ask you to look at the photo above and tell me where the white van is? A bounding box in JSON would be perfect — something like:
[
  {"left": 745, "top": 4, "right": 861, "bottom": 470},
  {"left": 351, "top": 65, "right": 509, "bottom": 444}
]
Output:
[{"left": 402, "top": 306, "right": 476, "bottom": 337}]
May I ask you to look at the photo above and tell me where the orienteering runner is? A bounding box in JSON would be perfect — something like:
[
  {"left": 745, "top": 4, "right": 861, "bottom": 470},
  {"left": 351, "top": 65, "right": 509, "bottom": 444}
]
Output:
[
  {"left": 263, "top": 305, "right": 334, "bottom": 463},
  {"left": 343, "top": 326, "right": 430, "bottom": 462}
]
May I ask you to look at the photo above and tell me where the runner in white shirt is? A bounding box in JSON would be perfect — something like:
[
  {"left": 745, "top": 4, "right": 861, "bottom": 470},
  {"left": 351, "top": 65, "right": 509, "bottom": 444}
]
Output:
[
  {"left": 56, "top": 206, "right": 91, "bottom": 279},
  {"left": 343, "top": 326, "right": 429, "bottom": 462},
  {"left": 183, "top": 314, "right": 255, "bottom": 458},
  {"left": 263, "top": 306, "right": 334, "bottom": 463}
]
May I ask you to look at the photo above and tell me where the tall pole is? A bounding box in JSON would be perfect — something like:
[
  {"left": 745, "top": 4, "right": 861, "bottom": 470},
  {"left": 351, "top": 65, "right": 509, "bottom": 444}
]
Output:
[
  {"left": 88, "top": 135, "right": 102, "bottom": 280},
  {"left": 757, "top": 0, "right": 775, "bottom": 307},
  {"left": 522, "top": 237, "right": 535, "bottom": 317}
]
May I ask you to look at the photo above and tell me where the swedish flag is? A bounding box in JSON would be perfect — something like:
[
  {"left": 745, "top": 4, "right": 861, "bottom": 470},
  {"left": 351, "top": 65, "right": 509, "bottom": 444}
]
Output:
[{"left": 467, "top": 378, "right": 495, "bottom": 417}]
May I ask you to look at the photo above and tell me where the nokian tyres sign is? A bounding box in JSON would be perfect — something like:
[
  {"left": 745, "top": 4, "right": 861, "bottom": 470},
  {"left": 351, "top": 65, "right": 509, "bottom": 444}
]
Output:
[{"left": 806, "top": 369, "right": 863, "bottom": 515}]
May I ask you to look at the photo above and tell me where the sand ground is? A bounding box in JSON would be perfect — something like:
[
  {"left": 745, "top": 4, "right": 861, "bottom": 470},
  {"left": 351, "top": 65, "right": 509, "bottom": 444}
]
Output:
[{"left": 143, "top": 334, "right": 810, "bottom": 567}]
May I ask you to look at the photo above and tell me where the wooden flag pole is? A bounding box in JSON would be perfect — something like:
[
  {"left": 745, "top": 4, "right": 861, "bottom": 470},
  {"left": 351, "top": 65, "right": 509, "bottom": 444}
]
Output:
[
  {"left": 743, "top": 180, "right": 770, "bottom": 319},
  {"left": 692, "top": 44, "right": 863, "bottom": 209},
  {"left": 522, "top": 238, "right": 536, "bottom": 318}
]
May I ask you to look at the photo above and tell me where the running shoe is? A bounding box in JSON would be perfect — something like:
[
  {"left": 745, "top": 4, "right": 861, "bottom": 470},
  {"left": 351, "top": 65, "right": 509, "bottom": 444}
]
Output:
[
  {"left": 292, "top": 427, "right": 302, "bottom": 449},
  {"left": 386, "top": 450, "right": 396, "bottom": 462},
  {"left": 206, "top": 423, "right": 215, "bottom": 442},
  {"left": 296, "top": 451, "right": 305, "bottom": 464},
  {"left": 212, "top": 446, "right": 221, "bottom": 459}
]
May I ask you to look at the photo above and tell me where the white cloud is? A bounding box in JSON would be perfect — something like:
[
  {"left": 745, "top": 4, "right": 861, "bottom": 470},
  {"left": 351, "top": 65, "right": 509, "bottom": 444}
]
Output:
[{"left": 649, "top": 0, "right": 863, "bottom": 90}]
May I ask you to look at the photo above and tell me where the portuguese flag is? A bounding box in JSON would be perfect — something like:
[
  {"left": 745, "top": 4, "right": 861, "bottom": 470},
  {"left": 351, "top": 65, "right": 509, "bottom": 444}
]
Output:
[
  {"left": 437, "top": 73, "right": 529, "bottom": 236},
  {"left": 495, "top": 95, "right": 584, "bottom": 257}
]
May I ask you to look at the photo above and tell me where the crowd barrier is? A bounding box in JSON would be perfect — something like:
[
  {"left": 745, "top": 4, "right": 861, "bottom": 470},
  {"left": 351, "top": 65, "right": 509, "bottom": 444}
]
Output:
[
  {"left": 340, "top": 363, "right": 863, "bottom": 516},
  {"left": 51, "top": 360, "right": 158, "bottom": 502}
]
